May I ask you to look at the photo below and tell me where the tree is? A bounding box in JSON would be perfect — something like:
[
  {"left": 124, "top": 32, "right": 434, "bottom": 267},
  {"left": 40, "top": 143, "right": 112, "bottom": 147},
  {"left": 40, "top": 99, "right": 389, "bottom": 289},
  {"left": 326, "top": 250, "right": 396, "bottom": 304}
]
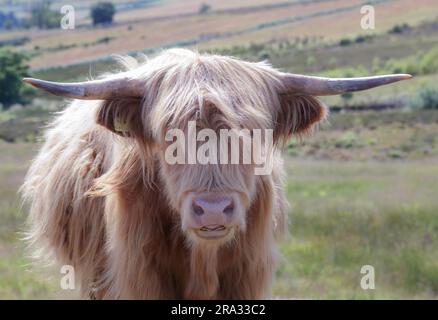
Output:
[
  {"left": 0, "top": 50, "right": 30, "bottom": 108},
  {"left": 91, "top": 2, "right": 116, "bottom": 26},
  {"left": 199, "top": 3, "right": 211, "bottom": 14},
  {"left": 30, "top": 1, "right": 61, "bottom": 29},
  {"left": 0, "top": 11, "right": 20, "bottom": 30},
  {"left": 341, "top": 92, "right": 353, "bottom": 107}
]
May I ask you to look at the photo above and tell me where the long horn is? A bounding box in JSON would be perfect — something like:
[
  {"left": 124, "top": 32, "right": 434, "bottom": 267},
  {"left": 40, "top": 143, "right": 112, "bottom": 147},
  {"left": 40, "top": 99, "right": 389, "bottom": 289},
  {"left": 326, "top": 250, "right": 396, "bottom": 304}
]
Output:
[
  {"left": 23, "top": 74, "right": 145, "bottom": 100},
  {"left": 280, "top": 73, "right": 412, "bottom": 96}
]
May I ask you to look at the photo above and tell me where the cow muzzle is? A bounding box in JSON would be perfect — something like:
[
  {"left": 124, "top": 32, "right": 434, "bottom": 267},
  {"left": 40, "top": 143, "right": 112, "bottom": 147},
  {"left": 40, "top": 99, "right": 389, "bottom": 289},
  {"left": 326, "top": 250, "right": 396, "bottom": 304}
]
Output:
[{"left": 182, "top": 192, "right": 244, "bottom": 241}]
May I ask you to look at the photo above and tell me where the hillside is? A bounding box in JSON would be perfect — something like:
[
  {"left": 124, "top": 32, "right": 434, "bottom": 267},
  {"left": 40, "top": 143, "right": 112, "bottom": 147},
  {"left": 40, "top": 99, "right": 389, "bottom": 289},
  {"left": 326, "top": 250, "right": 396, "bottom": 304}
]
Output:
[{"left": 1, "top": 0, "right": 436, "bottom": 70}]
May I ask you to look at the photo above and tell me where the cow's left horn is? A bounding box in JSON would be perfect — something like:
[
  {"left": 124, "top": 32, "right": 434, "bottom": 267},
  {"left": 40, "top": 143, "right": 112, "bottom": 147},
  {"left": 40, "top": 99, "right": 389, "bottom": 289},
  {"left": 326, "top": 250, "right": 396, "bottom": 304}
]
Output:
[
  {"left": 23, "top": 74, "right": 145, "bottom": 100},
  {"left": 280, "top": 73, "right": 412, "bottom": 96}
]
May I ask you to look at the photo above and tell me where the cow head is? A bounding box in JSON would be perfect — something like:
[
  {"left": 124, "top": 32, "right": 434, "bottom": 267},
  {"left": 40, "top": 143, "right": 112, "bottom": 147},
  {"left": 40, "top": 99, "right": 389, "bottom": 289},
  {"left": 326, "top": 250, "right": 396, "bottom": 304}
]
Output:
[{"left": 24, "top": 49, "right": 411, "bottom": 245}]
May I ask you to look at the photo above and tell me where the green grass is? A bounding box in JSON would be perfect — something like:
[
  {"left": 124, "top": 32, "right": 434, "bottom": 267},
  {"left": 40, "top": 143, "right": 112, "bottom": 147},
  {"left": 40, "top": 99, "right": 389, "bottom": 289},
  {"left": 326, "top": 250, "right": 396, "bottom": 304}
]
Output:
[
  {"left": 0, "top": 141, "right": 78, "bottom": 299},
  {"left": 275, "top": 160, "right": 438, "bottom": 299},
  {"left": 288, "top": 109, "right": 438, "bottom": 161},
  {"left": 0, "top": 99, "right": 61, "bottom": 143},
  {"left": 0, "top": 250, "right": 54, "bottom": 299},
  {"left": 0, "top": 142, "right": 49, "bottom": 298}
]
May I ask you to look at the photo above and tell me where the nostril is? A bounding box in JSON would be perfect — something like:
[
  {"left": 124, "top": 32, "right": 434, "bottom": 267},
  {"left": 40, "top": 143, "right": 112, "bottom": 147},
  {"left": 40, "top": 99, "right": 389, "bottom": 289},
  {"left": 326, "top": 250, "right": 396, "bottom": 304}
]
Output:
[
  {"left": 193, "top": 204, "right": 204, "bottom": 216},
  {"left": 193, "top": 195, "right": 234, "bottom": 216},
  {"left": 223, "top": 203, "right": 234, "bottom": 215}
]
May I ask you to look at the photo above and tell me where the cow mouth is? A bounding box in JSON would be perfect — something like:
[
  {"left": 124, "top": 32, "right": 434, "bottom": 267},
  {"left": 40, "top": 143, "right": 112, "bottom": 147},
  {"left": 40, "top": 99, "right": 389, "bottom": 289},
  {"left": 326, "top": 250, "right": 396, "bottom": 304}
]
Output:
[{"left": 194, "top": 225, "right": 230, "bottom": 239}]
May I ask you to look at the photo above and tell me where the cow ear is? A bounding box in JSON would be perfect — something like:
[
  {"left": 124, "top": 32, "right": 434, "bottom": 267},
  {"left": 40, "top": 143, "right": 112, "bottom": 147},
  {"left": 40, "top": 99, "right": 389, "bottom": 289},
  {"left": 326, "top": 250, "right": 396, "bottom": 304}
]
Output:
[
  {"left": 96, "top": 98, "right": 143, "bottom": 137},
  {"left": 274, "top": 94, "right": 327, "bottom": 144}
]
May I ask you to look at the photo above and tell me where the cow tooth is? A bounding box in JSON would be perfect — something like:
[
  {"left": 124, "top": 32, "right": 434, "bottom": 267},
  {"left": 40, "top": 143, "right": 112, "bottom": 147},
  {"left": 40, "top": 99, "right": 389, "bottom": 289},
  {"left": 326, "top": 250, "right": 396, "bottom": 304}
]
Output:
[{"left": 199, "top": 225, "right": 226, "bottom": 232}]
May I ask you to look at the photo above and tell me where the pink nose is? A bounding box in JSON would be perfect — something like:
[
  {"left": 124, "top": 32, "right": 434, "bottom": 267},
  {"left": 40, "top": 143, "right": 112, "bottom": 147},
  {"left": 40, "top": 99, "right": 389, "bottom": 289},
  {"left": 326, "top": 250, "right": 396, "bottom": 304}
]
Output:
[{"left": 192, "top": 194, "right": 234, "bottom": 218}]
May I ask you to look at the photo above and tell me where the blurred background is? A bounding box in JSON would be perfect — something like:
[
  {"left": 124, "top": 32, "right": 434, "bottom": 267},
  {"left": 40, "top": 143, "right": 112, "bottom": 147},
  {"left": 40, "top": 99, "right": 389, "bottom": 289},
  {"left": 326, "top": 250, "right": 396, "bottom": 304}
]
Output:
[{"left": 0, "top": 0, "right": 437, "bottom": 299}]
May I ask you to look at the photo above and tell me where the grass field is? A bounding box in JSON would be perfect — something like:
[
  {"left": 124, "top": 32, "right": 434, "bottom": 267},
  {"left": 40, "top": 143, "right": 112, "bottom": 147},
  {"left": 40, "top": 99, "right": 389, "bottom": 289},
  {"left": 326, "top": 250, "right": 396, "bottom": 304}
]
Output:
[
  {"left": 0, "top": 142, "right": 79, "bottom": 299},
  {"left": 0, "top": 109, "right": 437, "bottom": 299},
  {"left": 277, "top": 159, "right": 438, "bottom": 299},
  {"left": 0, "top": 142, "right": 61, "bottom": 299}
]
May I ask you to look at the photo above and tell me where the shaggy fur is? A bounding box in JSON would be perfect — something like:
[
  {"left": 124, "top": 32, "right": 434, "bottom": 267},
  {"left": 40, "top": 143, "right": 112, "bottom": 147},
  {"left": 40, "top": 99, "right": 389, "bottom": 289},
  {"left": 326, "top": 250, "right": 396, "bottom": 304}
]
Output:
[{"left": 21, "top": 49, "right": 326, "bottom": 299}]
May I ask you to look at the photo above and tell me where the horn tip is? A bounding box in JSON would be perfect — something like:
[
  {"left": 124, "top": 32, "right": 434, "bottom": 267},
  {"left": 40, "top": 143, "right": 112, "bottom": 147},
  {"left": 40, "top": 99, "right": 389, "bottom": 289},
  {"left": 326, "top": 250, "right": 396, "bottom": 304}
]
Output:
[
  {"left": 398, "top": 74, "right": 413, "bottom": 80},
  {"left": 23, "top": 77, "right": 41, "bottom": 86}
]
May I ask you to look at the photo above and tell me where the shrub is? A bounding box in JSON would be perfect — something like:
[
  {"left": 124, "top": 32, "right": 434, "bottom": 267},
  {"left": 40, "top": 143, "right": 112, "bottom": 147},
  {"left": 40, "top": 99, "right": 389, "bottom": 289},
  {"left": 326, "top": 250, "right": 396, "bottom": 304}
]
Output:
[
  {"left": 258, "top": 50, "right": 271, "bottom": 60},
  {"left": 339, "top": 38, "right": 352, "bottom": 46},
  {"left": 388, "top": 149, "right": 405, "bottom": 159},
  {"left": 199, "top": 3, "right": 211, "bottom": 14},
  {"left": 418, "top": 47, "right": 438, "bottom": 75},
  {"left": 382, "top": 47, "right": 438, "bottom": 76},
  {"left": 341, "top": 92, "right": 353, "bottom": 106},
  {"left": 389, "top": 23, "right": 410, "bottom": 34},
  {"left": 335, "top": 131, "right": 360, "bottom": 149},
  {"left": 355, "top": 34, "right": 373, "bottom": 43},
  {"left": 91, "top": 2, "right": 116, "bottom": 26},
  {"left": 413, "top": 87, "right": 438, "bottom": 110},
  {"left": 0, "top": 50, "right": 31, "bottom": 107},
  {"left": 96, "top": 36, "right": 114, "bottom": 44},
  {"left": 0, "top": 37, "right": 30, "bottom": 48}
]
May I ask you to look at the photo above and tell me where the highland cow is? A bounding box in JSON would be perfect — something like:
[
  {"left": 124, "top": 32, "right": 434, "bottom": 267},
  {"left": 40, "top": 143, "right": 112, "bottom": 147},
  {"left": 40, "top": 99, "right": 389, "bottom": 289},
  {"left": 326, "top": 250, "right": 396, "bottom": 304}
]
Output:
[{"left": 21, "top": 49, "right": 411, "bottom": 299}]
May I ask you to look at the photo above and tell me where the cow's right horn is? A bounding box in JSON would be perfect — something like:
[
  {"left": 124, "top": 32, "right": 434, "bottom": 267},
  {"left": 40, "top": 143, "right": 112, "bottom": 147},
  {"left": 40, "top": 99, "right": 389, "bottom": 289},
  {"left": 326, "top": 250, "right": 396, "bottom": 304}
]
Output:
[{"left": 23, "top": 74, "right": 145, "bottom": 100}]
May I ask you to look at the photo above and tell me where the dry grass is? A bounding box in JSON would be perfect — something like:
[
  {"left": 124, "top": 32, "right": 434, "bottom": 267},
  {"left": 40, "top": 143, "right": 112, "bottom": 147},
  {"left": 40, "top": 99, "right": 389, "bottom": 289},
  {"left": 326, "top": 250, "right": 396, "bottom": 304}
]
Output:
[
  {"left": 26, "top": 0, "right": 362, "bottom": 68},
  {"left": 6, "top": 0, "right": 435, "bottom": 69},
  {"left": 115, "top": 0, "right": 292, "bottom": 22},
  {"left": 201, "top": 0, "right": 438, "bottom": 48}
]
